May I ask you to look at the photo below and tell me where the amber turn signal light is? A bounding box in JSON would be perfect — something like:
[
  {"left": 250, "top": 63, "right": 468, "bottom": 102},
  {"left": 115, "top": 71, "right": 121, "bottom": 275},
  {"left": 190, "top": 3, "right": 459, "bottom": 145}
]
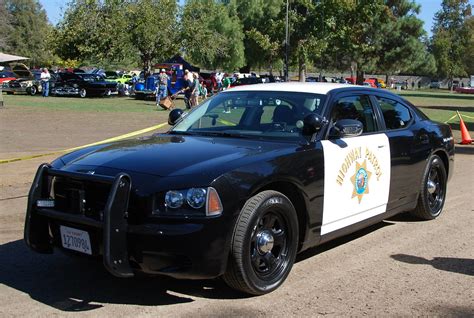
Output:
[{"left": 206, "top": 187, "right": 223, "bottom": 216}]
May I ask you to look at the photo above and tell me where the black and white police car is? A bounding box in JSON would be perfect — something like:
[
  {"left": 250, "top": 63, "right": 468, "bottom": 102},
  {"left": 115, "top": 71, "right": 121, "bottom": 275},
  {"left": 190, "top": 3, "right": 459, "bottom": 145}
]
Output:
[{"left": 25, "top": 83, "right": 454, "bottom": 295}]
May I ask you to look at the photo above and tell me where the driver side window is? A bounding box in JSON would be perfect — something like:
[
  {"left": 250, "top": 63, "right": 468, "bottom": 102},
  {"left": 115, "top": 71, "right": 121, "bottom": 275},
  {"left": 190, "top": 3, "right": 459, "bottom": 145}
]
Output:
[{"left": 330, "top": 95, "right": 378, "bottom": 134}]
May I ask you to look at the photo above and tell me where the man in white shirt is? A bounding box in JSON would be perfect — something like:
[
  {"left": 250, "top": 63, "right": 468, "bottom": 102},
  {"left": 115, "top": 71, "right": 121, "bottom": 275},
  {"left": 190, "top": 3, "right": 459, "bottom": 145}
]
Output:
[{"left": 40, "top": 68, "right": 51, "bottom": 97}]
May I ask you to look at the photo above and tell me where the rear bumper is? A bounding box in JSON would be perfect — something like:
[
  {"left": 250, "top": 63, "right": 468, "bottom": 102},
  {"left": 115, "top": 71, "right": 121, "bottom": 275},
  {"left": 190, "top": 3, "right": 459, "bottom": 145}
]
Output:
[{"left": 24, "top": 164, "right": 229, "bottom": 279}]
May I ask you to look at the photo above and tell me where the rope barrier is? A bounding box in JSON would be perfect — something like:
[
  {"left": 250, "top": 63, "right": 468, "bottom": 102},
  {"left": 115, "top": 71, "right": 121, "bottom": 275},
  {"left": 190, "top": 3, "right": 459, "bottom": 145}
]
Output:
[{"left": 0, "top": 122, "right": 168, "bottom": 164}]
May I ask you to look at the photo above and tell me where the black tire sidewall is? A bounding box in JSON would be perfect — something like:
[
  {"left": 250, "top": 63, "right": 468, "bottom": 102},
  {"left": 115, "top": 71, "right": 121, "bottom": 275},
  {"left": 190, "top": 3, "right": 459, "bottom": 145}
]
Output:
[
  {"left": 421, "top": 155, "right": 447, "bottom": 218},
  {"left": 28, "top": 86, "right": 37, "bottom": 95},
  {"left": 238, "top": 192, "right": 298, "bottom": 294}
]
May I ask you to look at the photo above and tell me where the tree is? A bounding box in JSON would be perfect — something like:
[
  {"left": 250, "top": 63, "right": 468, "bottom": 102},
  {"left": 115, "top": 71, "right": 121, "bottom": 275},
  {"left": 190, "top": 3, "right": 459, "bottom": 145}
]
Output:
[
  {"left": 181, "top": 0, "right": 245, "bottom": 71},
  {"left": 461, "top": 16, "right": 474, "bottom": 75},
  {"left": 3, "top": 0, "right": 54, "bottom": 66},
  {"left": 54, "top": 0, "right": 135, "bottom": 67},
  {"left": 431, "top": 0, "right": 472, "bottom": 90},
  {"left": 127, "top": 0, "right": 180, "bottom": 72},
  {"left": 0, "top": 0, "right": 13, "bottom": 52},
  {"left": 231, "top": 0, "right": 284, "bottom": 72},
  {"left": 330, "top": 0, "right": 388, "bottom": 84},
  {"left": 377, "top": 0, "right": 436, "bottom": 81}
]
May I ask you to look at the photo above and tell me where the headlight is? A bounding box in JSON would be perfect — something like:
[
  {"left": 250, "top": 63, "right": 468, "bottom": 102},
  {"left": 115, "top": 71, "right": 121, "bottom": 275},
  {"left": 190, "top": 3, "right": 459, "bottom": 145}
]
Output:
[
  {"left": 160, "top": 187, "right": 223, "bottom": 217},
  {"left": 165, "top": 190, "right": 184, "bottom": 209},
  {"left": 20, "top": 82, "right": 28, "bottom": 87},
  {"left": 186, "top": 188, "right": 207, "bottom": 209}
]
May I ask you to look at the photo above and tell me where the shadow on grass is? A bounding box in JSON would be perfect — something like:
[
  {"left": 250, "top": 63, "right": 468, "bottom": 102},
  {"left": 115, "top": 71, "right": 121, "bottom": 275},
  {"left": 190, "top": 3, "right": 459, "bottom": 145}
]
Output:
[
  {"left": 0, "top": 240, "right": 249, "bottom": 312},
  {"left": 448, "top": 121, "right": 474, "bottom": 133},
  {"left": 417, "top": 105, "right": 474, "bottom": 113},
  {"left": 401, "top": 92, "right": 474, "bottom": 101}
]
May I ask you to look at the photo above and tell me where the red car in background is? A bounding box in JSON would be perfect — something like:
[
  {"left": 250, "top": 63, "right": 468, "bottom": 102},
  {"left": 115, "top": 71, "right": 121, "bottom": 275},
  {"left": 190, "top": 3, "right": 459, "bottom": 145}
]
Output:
[
  {"left": 345, "top": 77, "right": 378, "bottom": 88},
  {"left": 0, "top": 71, "right": 17, "bottom": 83}
]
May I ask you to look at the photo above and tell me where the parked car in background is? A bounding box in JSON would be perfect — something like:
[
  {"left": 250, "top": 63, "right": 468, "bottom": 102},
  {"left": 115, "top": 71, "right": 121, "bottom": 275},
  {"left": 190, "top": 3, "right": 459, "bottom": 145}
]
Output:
[
  {"left": 52, "top": 72, "right": 117, "bottom": 98},
  {"left": 368, "top": 78, "right": 386, "bottom": 88},
  {"left": 450, "top": 80, "right": 460, "bottom": 90},
  {"left": 430, "top": 80, "right": 441, "bottom": 89},
  {"left": 229, "top": 77, "right": 263, "bottom": 88},
  {"left": 2, "top": 63, "right": 43, "bottom": 95},
  {"left": 363, "top": 79, "right": 378, "bottom": 88},
  {"left": 0, "top": 71, "right": 17, "bottom": 84}
]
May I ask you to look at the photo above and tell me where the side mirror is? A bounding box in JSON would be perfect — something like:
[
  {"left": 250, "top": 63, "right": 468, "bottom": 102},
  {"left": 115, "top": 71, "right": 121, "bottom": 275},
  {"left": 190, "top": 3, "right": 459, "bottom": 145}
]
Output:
[
  {"left": 331, "top": 119, "right": 363, "bottom": 138},
  {"left": 168, "top": 108, "right": 184, "bottom": 126},
  {"left": 300, "top": 113, "right": 324, "bottom": 135}
]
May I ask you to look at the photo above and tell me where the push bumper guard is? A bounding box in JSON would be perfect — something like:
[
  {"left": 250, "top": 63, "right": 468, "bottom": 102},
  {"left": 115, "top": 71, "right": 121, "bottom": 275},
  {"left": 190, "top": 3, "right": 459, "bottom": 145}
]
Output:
[{"left": 24, "top": 163, "right": 134, "bottom": 278}]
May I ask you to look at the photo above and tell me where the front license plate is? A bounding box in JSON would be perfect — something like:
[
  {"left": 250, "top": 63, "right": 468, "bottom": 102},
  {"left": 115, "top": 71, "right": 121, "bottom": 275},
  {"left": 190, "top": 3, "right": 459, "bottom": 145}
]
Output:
[{"left": 60, "top": 225, "right": 92, "bottom": 255}]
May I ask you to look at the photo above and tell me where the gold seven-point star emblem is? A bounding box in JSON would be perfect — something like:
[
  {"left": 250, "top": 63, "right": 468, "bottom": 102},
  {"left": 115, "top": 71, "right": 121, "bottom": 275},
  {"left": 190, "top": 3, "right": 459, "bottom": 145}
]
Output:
[{"left": 350, "top": 160, "right": 372, "bottom": 203}]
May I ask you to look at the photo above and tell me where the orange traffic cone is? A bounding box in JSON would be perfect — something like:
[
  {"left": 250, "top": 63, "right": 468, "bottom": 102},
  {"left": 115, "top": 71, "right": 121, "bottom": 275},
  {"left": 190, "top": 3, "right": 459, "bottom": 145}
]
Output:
[{"left": 457, "top": 111, "right": 472, "bottom": 144}]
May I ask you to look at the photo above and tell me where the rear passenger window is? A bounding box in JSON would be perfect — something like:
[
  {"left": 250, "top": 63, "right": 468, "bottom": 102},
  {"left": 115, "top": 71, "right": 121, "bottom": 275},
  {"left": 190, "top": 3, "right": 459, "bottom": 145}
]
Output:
[{"left": 376, "top": 97, "right": 412, "bottom": 130}]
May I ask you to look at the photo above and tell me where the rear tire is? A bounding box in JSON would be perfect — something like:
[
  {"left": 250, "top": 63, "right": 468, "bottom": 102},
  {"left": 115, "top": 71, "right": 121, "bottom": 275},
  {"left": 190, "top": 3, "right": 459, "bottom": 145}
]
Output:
[
  {"left": 411, "top": 155, "right": 447, "bottom": 220},
  {"left": 223, "top": 190, "right": 298, "bottom": 295}
]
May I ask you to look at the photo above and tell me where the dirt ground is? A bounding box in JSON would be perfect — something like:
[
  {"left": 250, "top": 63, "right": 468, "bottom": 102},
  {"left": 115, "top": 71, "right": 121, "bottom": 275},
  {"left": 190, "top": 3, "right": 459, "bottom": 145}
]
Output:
[{"left": 0, "top": 103, "right": 473, "bottom": 317}]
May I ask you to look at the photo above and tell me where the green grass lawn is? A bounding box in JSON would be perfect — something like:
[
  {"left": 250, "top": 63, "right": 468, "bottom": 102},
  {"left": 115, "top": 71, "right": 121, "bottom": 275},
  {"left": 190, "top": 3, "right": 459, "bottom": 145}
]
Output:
[
  {"left": 393, "top": 89, "right": 474, "bottom": 125},
  {"left": 1, "top": 94, "right": 187, "bottom": 113},
  {"left": 2, "top": 89, "right": 473, "bottom": 126}
]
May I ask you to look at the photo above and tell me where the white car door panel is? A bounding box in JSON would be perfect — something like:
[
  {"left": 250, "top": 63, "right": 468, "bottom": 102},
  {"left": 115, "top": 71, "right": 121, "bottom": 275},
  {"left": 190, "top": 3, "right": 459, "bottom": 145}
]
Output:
[{"left": 321, "top": 133, "right": 391, "bottom": 235}]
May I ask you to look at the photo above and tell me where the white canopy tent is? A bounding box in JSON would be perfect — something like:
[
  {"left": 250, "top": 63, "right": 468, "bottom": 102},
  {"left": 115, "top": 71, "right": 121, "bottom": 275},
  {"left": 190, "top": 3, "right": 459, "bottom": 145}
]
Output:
[{"left": 0, "top": 53, "right": 29, "bottom": 63}]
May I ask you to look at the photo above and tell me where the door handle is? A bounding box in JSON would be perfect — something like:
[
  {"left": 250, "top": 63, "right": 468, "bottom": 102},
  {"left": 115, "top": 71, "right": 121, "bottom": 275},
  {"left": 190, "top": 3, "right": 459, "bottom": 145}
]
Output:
[{"left": 378, "top": 145, "right": 385, "bottom": 148}]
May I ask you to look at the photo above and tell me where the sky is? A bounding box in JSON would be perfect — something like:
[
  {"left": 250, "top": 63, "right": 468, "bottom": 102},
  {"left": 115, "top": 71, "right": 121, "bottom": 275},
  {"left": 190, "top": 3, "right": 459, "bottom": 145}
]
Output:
[{"left": 39, "top": 0, "right": 451, "bottom": 37}]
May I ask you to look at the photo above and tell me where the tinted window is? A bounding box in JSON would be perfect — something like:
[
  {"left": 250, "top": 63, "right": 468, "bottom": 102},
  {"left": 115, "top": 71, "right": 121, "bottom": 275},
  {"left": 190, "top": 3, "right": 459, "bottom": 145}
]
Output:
[
  {"left": 330, "top": 95, "right": 378, "bottom": 133},
  {"left": 376, "top": 97, "right": 412, "bottom": 130}
]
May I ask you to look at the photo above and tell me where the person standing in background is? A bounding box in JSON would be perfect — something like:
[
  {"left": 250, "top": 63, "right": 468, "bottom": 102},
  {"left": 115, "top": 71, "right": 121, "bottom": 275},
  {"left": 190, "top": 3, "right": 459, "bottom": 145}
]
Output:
[
  {"left": 179, "top": 71, "right": 194, "bottom": 109},
  {"left": 191, "top": 72, "right": 200, "bottom": 107},
  {"left": 156, "top": 68, "right": 169, "bottom": 107},
  {"left": 222, "top": 74, "right": 231, "bottom": 90},
  {"left": 40, "top": 68, "right": 51, "bottom": 97},
  {"left": 216, "top": 72, "right": 223, "bottom": 91}
]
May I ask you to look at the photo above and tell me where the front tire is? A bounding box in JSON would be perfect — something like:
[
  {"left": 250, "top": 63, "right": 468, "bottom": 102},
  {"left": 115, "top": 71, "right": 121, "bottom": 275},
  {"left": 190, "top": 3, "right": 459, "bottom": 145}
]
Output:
[
  {"left": 79, "top": 88, "right": 87, "bottom": 98},
  {"left": 411, "top": 155, "right": 447, "bottom": 220},
  {"left": 223, "top": 190, "right": 298, "bottom": 295},
  {"left": 28, "top": 86, "right": 37, "bottom": 95}
]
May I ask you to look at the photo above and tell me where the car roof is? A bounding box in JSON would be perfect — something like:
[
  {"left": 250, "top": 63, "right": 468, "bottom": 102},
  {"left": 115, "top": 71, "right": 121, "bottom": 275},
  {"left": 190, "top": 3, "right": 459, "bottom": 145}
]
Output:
[{"left": 224, "top": 82, "right": 357, "bottom": 95}]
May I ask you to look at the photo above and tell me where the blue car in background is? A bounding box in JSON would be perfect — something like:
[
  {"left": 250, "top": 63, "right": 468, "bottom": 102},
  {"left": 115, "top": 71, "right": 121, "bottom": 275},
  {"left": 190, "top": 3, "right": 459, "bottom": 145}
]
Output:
[{"left": 134, "top": 63, "right": 186, "bottom": 99}]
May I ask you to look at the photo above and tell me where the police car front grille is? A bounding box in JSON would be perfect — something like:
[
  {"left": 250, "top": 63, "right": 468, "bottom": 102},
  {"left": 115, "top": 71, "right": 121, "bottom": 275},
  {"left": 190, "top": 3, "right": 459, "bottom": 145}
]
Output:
[{"left": 52, "top": 177, "right": 111, "bottom": 221}]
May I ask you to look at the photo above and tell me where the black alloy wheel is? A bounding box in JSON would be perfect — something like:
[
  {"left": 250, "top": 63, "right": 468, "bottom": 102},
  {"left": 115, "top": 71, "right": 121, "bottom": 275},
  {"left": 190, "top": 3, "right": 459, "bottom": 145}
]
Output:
[
  {"left": 412, "top": 155, "right": 447, "bottom": 220},
  {"left": 250, "top": 211, "right": 289, "bottom": 279},
  {"left": 223, "top": 190, "right": 298, "bottom": 295}
]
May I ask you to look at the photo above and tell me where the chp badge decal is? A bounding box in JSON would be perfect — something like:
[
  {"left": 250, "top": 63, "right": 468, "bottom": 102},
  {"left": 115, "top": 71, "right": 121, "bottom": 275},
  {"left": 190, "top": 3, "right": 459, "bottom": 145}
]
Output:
[
  {"left": 335, "top": 146, "right": 382, "bottom": 203},
  {"left": 350, "top": 160, "right": 372, "bottom": 203}
]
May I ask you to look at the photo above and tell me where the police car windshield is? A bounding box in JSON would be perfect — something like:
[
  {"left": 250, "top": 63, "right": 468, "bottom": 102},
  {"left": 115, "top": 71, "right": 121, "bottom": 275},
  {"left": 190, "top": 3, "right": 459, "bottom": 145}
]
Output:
[{"left": 172, "top": 91, "right": 326, "bottom": 141}]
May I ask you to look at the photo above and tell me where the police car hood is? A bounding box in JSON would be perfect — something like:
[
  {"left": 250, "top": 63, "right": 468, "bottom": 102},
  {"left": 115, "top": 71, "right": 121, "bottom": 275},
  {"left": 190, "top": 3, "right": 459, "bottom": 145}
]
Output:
[{"left": 58, "top": 134, "right": 296, "bottom": 177}]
